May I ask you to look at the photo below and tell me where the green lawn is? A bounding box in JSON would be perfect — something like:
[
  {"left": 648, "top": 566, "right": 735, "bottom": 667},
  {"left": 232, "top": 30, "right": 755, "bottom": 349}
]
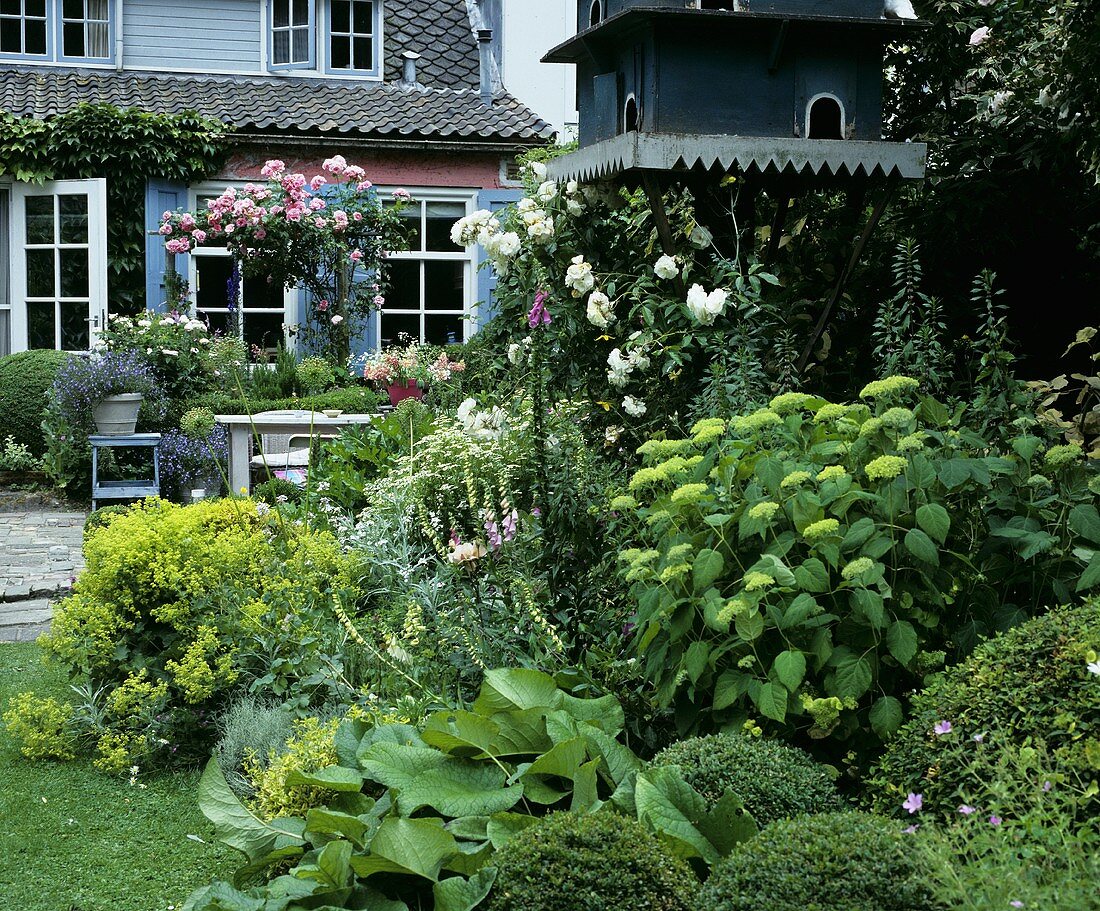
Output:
[{"left": 0, "top": 641, "right": 237, "bottom": 911}]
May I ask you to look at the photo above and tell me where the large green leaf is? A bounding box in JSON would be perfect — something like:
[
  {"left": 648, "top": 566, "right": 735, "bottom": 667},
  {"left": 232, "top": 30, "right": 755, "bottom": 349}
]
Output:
[
  {"left": 886, "top": 620, "right": 918, "bottom": 666},
  {"left": 558, "top": 692, "right": 625, "bottom": 735},
  {"left": 421, "top": 711, "right": 500, "bottom": 757},
  {"left": 712, "top": 669, "right": 751, "bottom": 710},
  {"left": 754, "top": 681, "right": 787, "bottom": 722},
  {"left": 522, "top": 736, "right": 587, "bottom": 780},
  {"left": 1070, "top": 504, "right": 1100, "bottom": 545},
  {"left": 351, "top": 818, "right": 459, "bottom": 882},
  {"left": 486, "top": 813, "right": 541, "bottom": 850},
  {"left": 793, "top": 557, "right": 830, "bottom": 592},
  {"left": 832, "top": 653, "right": 873, "bottom": 699},
  {"left": 904, "top": 528, "right": 940, "bottom": 566},
  {"left": 693, "top": 548, "right": 725, "bottom": 591},
  {"left": 395, "top": 760, "right": 524, "bottom": 818},
  {"left": 634, "top": 768, "right": 716, "bottom": 864},
  {"left": 869, "top": 696, "right": 904, "bottom": 739},
  {"left": 694, "top": 792, "right": 757, "bottom": 857},
  {"left": 285, "top": 766, "right": 363, "bottom": 792},
  {"left": 472, "top": 668, "right": 563, "bottom": 715},
  {"left": 1078, "top": 551, "right": 1100, "bottom": 591},
  {"left": 359, "top": 743, "right": 449, "bottom": 793},
  {"left": 570, "top": 758, "right": 602, "bottom": 812},
  {"left": 580, "top": 725, "right": 642, "bottom": 785},
  {"left": 305, "top": 809, "right": 372, "bottom": 848},
  {"left": 485, "top": 707, "right": 552, "bottom": 756},
  {"left": 916, "top": 503, "right": 951, "bottom": 544},
  {"left": 197, "top": 758, "right": 306, "bottom": 862},
  {"left": 772, "top": 650, "right": 806, "bottom": 692},
  {"left": 433, "top": 869, "right": 498, "bottom": 911}
]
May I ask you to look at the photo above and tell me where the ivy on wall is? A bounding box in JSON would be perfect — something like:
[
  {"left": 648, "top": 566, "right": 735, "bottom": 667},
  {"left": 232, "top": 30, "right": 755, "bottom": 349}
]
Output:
[{"left": 0, "top": 103, "right": 232, "bottom": 312}]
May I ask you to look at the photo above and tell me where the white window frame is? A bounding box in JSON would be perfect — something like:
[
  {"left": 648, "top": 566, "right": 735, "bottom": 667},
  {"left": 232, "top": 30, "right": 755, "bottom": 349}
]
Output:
[
  {"left": 377, "top": 187, "right": 478, "bottom": 350},
  {"left": 0, "top": 185, "right": 11, "bottom": 357},
  {"left": 8, "top": 178, "right": 107, "bottom": 352},
  {"left": 188, "top": 183, "right": 297, "bottom": 355}
]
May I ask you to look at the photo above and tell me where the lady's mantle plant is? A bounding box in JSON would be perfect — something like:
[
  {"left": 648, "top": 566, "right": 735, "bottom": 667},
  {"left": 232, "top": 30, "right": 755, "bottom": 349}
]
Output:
[
  {"left": 161, "top": 156, "right": 411, "bottom": 365},
  {"left": 614, "top": 377, "right": 1100, "bottom": 756}
]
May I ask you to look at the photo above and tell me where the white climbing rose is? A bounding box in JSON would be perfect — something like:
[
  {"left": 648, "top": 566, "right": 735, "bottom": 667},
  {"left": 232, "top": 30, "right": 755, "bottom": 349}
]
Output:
[{"left": 654, "top": 254, "right": 680, "bottom": 280}]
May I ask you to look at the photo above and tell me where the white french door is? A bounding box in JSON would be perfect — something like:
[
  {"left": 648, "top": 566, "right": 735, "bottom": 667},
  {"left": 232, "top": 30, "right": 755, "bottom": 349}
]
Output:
[{"left": 10, "top": 178, "right": 107, "bottom": 352}]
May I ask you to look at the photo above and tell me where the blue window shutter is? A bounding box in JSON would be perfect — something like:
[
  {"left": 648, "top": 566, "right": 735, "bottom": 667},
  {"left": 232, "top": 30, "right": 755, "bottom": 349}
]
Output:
[
  {"left": 145, "top": 179, "right": 189, "bottom": 313},
  {"left": 474, "top": 189, "right": 522, "bottom": 330}
]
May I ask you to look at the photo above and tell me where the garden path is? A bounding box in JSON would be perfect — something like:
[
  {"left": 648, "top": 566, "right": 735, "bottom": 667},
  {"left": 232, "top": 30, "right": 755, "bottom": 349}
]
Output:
[{"left": 0, "top": 504, "right": 86, "bottom": 642}]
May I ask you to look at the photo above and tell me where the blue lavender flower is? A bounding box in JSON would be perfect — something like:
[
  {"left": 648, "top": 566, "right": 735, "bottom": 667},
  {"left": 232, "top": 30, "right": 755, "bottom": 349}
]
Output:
[
  {"left": 52, "top": 351, "right": 167, "bottom": 434},
  {"left": 159, "top": 426, "right": 228, "bottom": 499}
]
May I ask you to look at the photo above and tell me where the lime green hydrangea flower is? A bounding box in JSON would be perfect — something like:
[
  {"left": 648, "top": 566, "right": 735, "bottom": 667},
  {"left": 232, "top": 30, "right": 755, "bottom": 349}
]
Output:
[
  {"left": 637, "top": 438, "right": 694, "bottom": 460},
  {"left": 841, "top": 557, "right": 875, "bottom": 580},
  {"left": 731, "top": 409, "right": 783, "bottom": 435},
  {"left": 803, "top": 518, "right": 840, "bottom": 541},
  {"left": 660, "top": 563, "right": 691, "bottom": 583},
  {"left": 865, "top": 455, "right": 908, "bottom": 482},
  {"left": 859, "top": 376, "right": 920, "bottom": 400},
  {"left": 748, "top": 501, "right": 781, "bottom": 521},
  {"left": 671, "top": 483, "right": 709, "bottom": 505},
  {"left": 816, "top": 465, "right": 848, "bottom": 482},
  {"left": 691, "top": 418, "right": 727, "bottom": 445},
  {"left": 897, "top": 432, "right": 926, "bottom": 453},
  {"left": 716, "top": 597, "right": 751, "bottom": 626},
  {"left": 743, "top": 571, "right": 775, "bottom": 592},
  {"left": 1044, "top": 444, "right": 1084, "bottom": 469},
  {"left": 880, "top": 406, "right": 915, "bottom": 429},
  {"left": 781, "top": 470, "right": 812, "bottom": 488},
  {"left": 1088, "top": 475, "right": 1100, "bottom": 496},
  {"left": 1027, "top": 474, "right": 1052, "bottom": 489},
  {"left": 665, "top": 543, "right": 694, "bottom": 562},
  {"left": 769, "top": 392, "right": 814, "bottom": 415},
  {"left": 618, "top": 548, "right": 642, "bottom": 564},
  {"left": 629, "top": 549, "right": 660, "bottom": 566},
  {"left": 610, "top": 495, "right": 638, "bottom": 511},
  {"left": 813, "top": 402, "right": 849, "bottom": 423},
  {"left": 859, "top": 417, "right": 884, "bottom": 438}
]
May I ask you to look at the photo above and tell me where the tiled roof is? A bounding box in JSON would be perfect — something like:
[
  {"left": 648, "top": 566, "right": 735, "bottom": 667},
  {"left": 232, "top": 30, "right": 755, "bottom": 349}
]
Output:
[
  {"left": 382, "top": 0, "right": 480, "bottom": 89},
  {"left": 0, "top": 66, "right": 553, "bottom": 143}
]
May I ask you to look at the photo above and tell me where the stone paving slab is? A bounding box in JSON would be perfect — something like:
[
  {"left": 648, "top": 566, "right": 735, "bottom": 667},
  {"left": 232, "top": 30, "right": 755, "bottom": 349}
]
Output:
[
  {"left": 0, "top": 598, "right": 53, "bottom": 642},
  {"left": 0, "top": 511, "right": 86, "bottom": 604}
]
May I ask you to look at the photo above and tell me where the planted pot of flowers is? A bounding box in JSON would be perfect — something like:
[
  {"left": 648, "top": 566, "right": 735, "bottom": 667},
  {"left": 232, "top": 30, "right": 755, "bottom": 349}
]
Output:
[
  {"left": 362, "top": 337, "right": 465, "bottom": 406},
  {"left": 386, "top": 379, "right": 424, "bottom": 405},
  {"left": 52, "top": 351, "right": 167, "bottom": 439}
]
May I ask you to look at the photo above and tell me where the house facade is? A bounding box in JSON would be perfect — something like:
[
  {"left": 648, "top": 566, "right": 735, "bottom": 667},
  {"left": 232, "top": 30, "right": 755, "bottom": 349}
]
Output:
[{"left": 0, "top": 0, "right": 554, "bottom": 357}]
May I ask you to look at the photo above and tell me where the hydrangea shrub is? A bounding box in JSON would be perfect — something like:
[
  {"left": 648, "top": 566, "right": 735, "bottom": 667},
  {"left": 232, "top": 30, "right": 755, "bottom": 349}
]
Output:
[{"left": 615, "top": 378, "right": 1099, "bottom": 753}]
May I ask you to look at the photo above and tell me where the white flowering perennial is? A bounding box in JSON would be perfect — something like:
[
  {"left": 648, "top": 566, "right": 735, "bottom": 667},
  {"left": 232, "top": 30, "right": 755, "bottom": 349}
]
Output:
[
  {"left": 686, "top": 284, "right": 729, "bottom": 325},
  {"left": 654, "top": 254, "right": 680, "bottom": 280},
  {"left": 450, "top": 209, "right": 500, "bottom": 247},
  {"left": 456, "top": 398, "right": 508, "bottom": 441},
  {"left": 565, "top": 255, "right": 596, "bottom": 297},
  {"left": 586, "top": 290, "right": 615, "bottom": 328},
  {"left": 536, "top": 180, "right": 559, "bottom": 203},
  {"left": 623, "top": 395, "right": 647, "bottom": 418},
  {"left": 607, "top": 346, "right": 650, "bottom": 388}
]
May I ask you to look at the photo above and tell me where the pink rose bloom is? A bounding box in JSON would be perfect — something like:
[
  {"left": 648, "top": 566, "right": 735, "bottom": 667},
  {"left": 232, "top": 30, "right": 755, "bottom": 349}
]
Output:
[
  {"left": 180, "top": 214, "right": 196, "bottom": 231},
  {"left": 314, "top": 217, "right": 327, "bottom": 228},
  {"left": 373, "top": 295, "right": 385, "bottom": 307},
  {"left": 344, "top": 165, "right": 366, "bottom": 180},
  {"left": 159, "top": 224, "right": 173, "bottom": 235},
  {"left": 255, "top": 228, "right": 267, "bottom": 240},
  {"left": 333, "top": 210, "right": 349, "bottom": 225},
  {"left": 166, "top": 238, "right": 191, "bottom": 254},
  {"left": 285, "top": 207, "right": 302, "bottom": 222},
  {"left": 192, "top": 229, "right": 207, "bottom": 244},
  {"left": 356, "top": 180, "right": 373, "bottom": 191},
  {"left": 350, "top": 249, "right": 363, "bottom": 262},
  {"left": 282, "top": 174, "right": 307, "bottom": 192},
  {"left": 323, "top": 155, "right": 348, "bottom": 175},
  {"left": 318, "top": 299, "right": 330, "bottom": 311},
  {"left": 969, "top": 26, "right": 991, "bottom": 46},
  {"left": 310, "top": 175, "right": 328, "bottom": 191},
  {"left": 161, "top": 210, "right": 172, "bottom": 221},
  {"left": 352, "top": 211, "right": 364, "bottom": 221},
  {"left": 309, "top": 197, "right": 327, "bottom": 210},
  {"left": 261, "top": 160, "right": 286, "bottom": 178},
  {"left": 392, "top": 188, "right": 412, "bottom": 200}
]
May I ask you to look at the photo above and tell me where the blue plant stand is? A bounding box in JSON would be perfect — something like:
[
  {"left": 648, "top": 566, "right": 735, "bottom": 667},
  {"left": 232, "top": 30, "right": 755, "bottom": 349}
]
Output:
[{"left": 90, "top": 433, "right": 162, "bottom": 510}]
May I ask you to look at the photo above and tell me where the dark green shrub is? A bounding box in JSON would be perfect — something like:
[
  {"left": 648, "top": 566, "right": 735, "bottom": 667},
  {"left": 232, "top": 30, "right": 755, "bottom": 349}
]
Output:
[
  {"left": 651, "top": 733, "right": 843, "bottom": 825},
  {"left": 0, "top": 350, "right": 71, "bottom": 455},
  {"left": 253, "top": 477, "right": 304, "bottom": 506},
  {"left": 699, "top": 811, "right": 938, "bottom": 911},
  {"left": 486, "top": 811, "right": 697, "bottom": 911},
  {"left": 868, "top": 599, "right": 1100, "bottom": 819}
]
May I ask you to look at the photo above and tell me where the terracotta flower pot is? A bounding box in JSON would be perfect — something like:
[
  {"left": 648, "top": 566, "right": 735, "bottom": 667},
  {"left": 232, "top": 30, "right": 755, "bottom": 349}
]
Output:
[
  {"left": 93, "top": 393, "right": 144, "bottom": 435},
  {"left": 387, "top": 380, "right": 424, "bottom": 406}
]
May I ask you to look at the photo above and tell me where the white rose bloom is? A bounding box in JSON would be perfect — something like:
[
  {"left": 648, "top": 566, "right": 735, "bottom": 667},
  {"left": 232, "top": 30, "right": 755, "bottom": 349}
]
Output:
[
  {"left": 507, "top": 342, "right": 523, "bottom": 365},
  {"left": 517, "top": 197, "right": 537, "bottom": 213},
  {"left": 566, "top": 179, "right": 580, "bottom": 196},
  {"left": 654, "top": 254, "right": 680, "bottom": 280},
  {"left": 528, "top": 160, "right": 548, "bottom": 181},
  {"left": 628, "top": 348, "right": 650, "bottom": 371},
  {"left": 586, "top": 291, "right": 615, "bottom": 328},
  {"left": 565, "top": 255, "right": 596, "bottom": 297},
  {"left": 623, "top": 396, "right": 647, "bottom": 418},
  {"left": 686, "top": 284, "right": 728, "bottom": 325},
  {"left": 690, "top": 224, "right": 714, "bottom": 249},
  {"left": 607, "top": 348, "right": 634, "bottom": 387},
  {"left": 566, "top": 198, "right": 584, "bottom": 217},
  {"left": 536, "top": 180, "right": 559, "bottom": 203},
  {"left": 494, "top": 231, "right": 522, "bottom": 257}
]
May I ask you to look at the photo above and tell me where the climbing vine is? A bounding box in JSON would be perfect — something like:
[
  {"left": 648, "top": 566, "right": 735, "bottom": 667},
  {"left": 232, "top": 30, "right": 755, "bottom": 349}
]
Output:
[{"left": 0, "top": 103, "right": 232, "bottom": 312}]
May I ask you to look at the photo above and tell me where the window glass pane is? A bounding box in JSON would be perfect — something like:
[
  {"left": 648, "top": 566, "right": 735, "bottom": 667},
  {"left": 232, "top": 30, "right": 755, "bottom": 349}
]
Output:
[
  {"left": 26, "top": 0, "right": 45, "bottom": 16},
  {"left": 292, "top": 26, "right": 308, "bottom": 63},
  {"left": 195, "top": 255, "right": 234, "bottom": 311},
  {"left": 353, "top": 35, "right": 371, "bottom": 70},
  {"left": 26, "top": 249, "right": 54, "bottom": 297},
  {"left": 424, "top": 260, "right": 464, "bottom": 311},
  {"left": 386, "top": 260, "right": 419, "bottom": 309},
  {"left": 0, "top": 310, "right": 10, "bottom": 358},
  {"left": 425, "top": 314, "right": 464, "bottom": 346},
  {"left": 400, "top": 206, "right": 422, "bottom": 250},
  {"left": 63, "top": 20, "right": 84, "bottom": 55},
  {"left": 292, "top": 0, "right": 308, "bottom": 25},
  {"left": 0, "top": 0, "right": 20, "bottom": 16},
  {"left": 88, "top": 0, "right": 109, "bottom": 19},
  {"left": 62, "top": 0, "right": 83, "bottom": 19},
  {"left": 272, "top": 0, "right": 288, "bottom": 28},
  {"left": 272, "top": 30, "right": 289, "bottom": 64},
  {"left": 203, "top": 311, "right": 229, "bottom": 335},
  {"left": 27, "top": 302, "right": 54, "bottom": 349},
  {"left": 60, "top": 249, "right": 89, "bottom": 298},
  {"left": 330, "top": 35, "right": 349, "bottom": 68},
  {"left": 242, "top": 274, "right": 284, "bottom": 310},
  {"left": 25, "top": 196, "right": 53, "bottom": 244},
  {"left": 25, "top": 17, "right": 45, "bottom": 53},
  {"left": 244, "top": 312, "right": 284, "bottom": 355},
  {"left": 425, "top": 202, "right": 466, "bottom": 252},
  {"left": 60, "top": 301, "right": 88, "bottom": 349},
  {"left": 87, "top": 21, "right": 108, "bottom": 56},
  {"left": 353, "top": 0, "right": 371, "bottom": 33},
  {"left": 331, "top": 0, "right": 349, "bottom": 31},
  {"left": 380, "top": 313, "right": 420, "bottom": 348},
  {"left": 0, "top": 20, "right": 19, "bottom": 53},
  {"left": 59, "top": 195, "right": 89, "bottom": 244}
]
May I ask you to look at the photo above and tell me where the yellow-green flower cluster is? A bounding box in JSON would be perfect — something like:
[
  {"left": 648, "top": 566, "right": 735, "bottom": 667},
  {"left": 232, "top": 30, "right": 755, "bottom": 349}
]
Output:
[
  {"left": 841, "top": 557, "right": 875, "bottom": 580},
  {"left": 880, "top": 407, "right": 915, "bottom": 429},
  {"left": 813, "top": 403, "right": 849, "bottom": 423},
  {"left": 629, "top": 455, "right": 696, "bottom": 490},
  {"left": 671, "top": 482, "right": 710, "bottom": 505},
  {"left": 781, "top": 470, "right": 812, "bottom": 489},
  {"left": 2, "top": 693, "right": 75, "bottom": 760},
  {"left": 859, "top": 417, "right": 884, "bottom": 438},
  {"left": 731, "top": 409, "right": 782, "bottom": 436},
  {"left": 859, "top": 376, "right": 920, "bottom": 400},
  {"left": 769, "top": 392, "right": 814, "bottom": 415},
  {"left": 610, "top": 494, "right": 638, "bottom": 511},
  {"left": 165, "top": 624, "right": 238, "bottom": 704},
  {"left": 748, "top": 501, "right": 781, "bottom": 521},
  {"left": 803, "top": 518, "right": 840, "bottom": 541},
  {"left": 744, "top": 571, "right": 775, "bottom": 592},
  {"left": 247, "top": 716, "right": 341, "bottom": 820},
  {"left": 865, "top": 455, "right": 908, "bottom": 482},
  {"left": 637, "top": 438, "right": 694, "bottom": 460},
  {"left": 816, "top": 465, "right": 848, "bottom": 483},
  {"left": 897, "top": 432, "right": 926, "bottom": 453},
  {"left": 660, "top": 563, "right": 691, "bottom": 582},
  {"left": 1044, "top": 444, "right": 1084, "bottom": 469},
  {"left": 692, "top": 417, "right": 727, "bottom": 445}
]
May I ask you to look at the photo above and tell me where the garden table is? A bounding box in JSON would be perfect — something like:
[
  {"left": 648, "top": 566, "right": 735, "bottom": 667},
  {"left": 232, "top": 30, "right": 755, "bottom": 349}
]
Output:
[{"left": 215, "top": 411, "right": 382, "bottom": 494}]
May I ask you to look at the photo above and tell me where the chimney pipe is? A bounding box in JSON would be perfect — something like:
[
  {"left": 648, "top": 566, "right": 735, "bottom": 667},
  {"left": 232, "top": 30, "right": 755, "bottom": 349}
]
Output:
[
  {"left": 400, "top": 50, "right": 422, "bottom": 87},
  {"left": 477, "top": 28, "right": 493, "bottom": 103}
]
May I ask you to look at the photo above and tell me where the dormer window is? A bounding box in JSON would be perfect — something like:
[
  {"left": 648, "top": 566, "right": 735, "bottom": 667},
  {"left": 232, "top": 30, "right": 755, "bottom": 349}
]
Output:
[
  {"left": 267, "top": 0, "right": 382, "bottom": 75},
  {"left": 328, "top": 0, "right": 378, "bottom": 73},
  {"left": 0, "top": 0, "right": 111, "bottom": 61},
  {"left": 270, "top": 0, "right": 313, "bottom": 68}
]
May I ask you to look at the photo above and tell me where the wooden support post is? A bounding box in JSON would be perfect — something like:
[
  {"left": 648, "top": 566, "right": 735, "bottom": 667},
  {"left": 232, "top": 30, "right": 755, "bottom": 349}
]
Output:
[
  {"left": 641, "top": 170, "right": 687, "bottom": 298},
  {"left": 796, "top": 176, "right": 897, "bottom": 374}
]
